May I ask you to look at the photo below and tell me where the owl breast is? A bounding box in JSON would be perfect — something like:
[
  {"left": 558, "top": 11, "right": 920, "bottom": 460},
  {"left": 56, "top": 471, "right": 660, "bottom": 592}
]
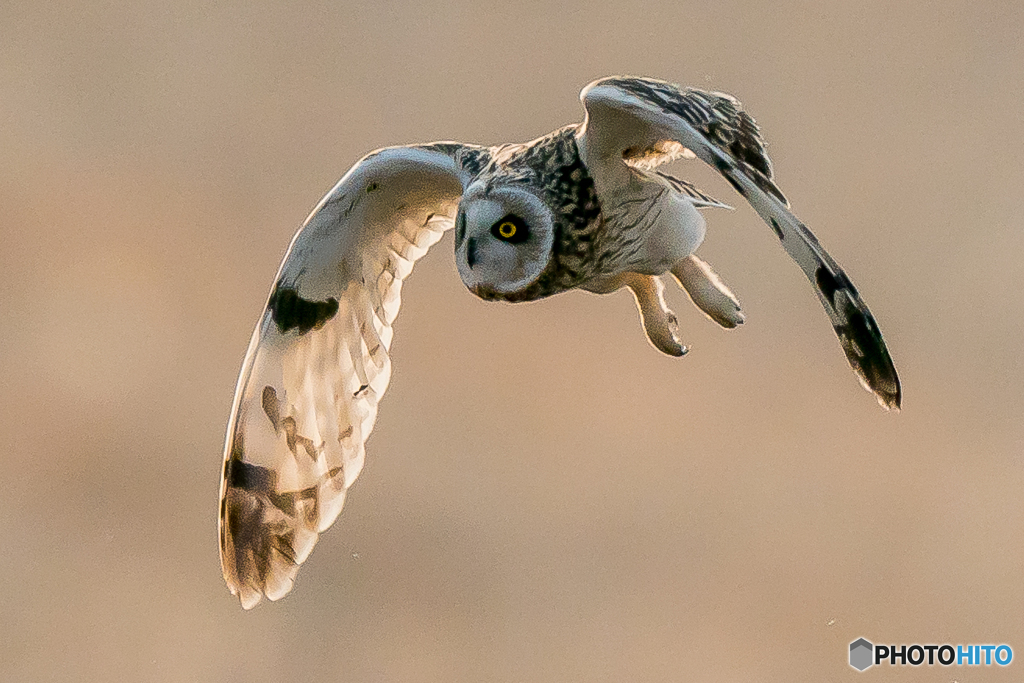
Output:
[{"left": 598, "top": 173, "right": 708, "bottom": 276}]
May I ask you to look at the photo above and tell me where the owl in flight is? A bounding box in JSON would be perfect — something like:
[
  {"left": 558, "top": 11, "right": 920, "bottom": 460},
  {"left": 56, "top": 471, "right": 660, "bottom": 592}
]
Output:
[{"left": 219, "top": 76, "right": 901, "bottom": 608}]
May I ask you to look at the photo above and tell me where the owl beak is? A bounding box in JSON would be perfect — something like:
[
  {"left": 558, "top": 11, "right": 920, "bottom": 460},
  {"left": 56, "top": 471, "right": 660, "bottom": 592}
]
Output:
[{"left": 465, "top": 236, "right": 479, "bottom": 269}]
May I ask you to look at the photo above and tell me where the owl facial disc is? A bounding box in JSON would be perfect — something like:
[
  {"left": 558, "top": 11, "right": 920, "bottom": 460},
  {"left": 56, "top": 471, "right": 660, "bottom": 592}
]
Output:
[{"left": 455, "top": 183, "right": 555, "bottom": 296}]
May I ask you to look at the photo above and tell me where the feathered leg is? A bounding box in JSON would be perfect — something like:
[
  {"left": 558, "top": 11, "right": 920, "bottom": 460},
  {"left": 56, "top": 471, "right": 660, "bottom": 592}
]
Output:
[
  {"left": 670, "top": 254, "right": 745, "bottom": 328},
  {"left": 583, "top": 272, "right": 686, "bottom": 356},
  {"left": 626, "top": 274, "right": 686, "bottom": 356},
  {"left": 615, "top": 273, "right": 688, "bottom": 356}
]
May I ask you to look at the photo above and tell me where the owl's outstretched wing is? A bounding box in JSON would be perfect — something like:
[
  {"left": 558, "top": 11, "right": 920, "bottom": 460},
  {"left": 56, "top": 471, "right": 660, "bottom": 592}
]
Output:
[
  {"left": 219, "top": 143, "right": 486, "bottom": 609},
  {"left": 578, "top": 76, "right": 901, "bottom": 410}
]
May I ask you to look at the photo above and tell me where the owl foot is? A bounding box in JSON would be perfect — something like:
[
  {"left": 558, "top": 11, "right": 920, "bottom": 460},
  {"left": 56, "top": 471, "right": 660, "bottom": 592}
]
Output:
[
  {"left": 670, "top": 254, "right": 745, "bottom": 328},
  {"left": 622, "top": 273, "right": 688, "bottom": 357}
]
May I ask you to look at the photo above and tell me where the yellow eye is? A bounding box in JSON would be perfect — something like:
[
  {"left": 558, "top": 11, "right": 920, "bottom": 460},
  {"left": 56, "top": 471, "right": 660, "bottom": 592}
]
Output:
[{"left": 491, "top": 216, "right": 529, "bottom": 242}]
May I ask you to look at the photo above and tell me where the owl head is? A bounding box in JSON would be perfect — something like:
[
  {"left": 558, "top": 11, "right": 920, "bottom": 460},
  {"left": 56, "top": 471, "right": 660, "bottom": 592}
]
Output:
[
  {"left": 454, "top": 181, "right": 557, "bottom": 300},
  {"left": 454, "top": 126, "right": 604, "bottom": 302}
]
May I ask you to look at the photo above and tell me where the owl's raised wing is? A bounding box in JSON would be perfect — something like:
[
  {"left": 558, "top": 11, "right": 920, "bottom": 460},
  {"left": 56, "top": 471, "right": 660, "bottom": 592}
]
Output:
[
  {"left": 219, "top": 143, "right": 486, "bottom": 609},
  {"left": 578, "top": 76, "right": 901, "bottom": 410}
]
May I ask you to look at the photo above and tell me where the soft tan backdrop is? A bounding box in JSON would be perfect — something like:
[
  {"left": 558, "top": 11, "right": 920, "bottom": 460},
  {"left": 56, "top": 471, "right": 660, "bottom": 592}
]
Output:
[{"left": 1, "top": 1, "right": 1021, "bottom": 681}]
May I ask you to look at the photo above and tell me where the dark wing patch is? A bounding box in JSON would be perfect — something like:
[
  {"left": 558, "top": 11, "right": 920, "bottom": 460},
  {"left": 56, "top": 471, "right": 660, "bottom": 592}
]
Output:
[
  {"left": 831, "top": 293, "right": 900, "bottom": 409},
  {"left": 226, "top": 458, "right": 277, "bottom": 494},
  {"left": 267, "top": 284, "right": 339, "bottom": 334},
  {"left": 222, "top": 456, "right": 322, "bottom": 604},
  {"left": 815, "top": 265, "right": 858, "bottom": 305}
]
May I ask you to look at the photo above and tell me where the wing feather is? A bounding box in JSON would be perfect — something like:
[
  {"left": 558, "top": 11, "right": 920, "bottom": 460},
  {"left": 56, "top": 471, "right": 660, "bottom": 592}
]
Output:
[
  {"left": 653, "top": 170, "right": 733, "bottom": 210},
  {"left": 219, "top": 143, "right": 482, "bottom": 608},
  {"left": 579, "top": 77, "right": 901, "bottom": 409}
]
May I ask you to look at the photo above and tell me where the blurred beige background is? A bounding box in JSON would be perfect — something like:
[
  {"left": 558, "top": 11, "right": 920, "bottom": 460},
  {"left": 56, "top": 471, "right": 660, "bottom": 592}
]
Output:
[{"left": 1, "top": 0, "right": 1022, "bottom": 681}]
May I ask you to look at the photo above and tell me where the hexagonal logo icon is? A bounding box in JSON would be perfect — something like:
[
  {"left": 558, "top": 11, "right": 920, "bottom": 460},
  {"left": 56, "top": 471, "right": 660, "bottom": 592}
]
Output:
[{"left": 849, "top": 638, "right": 874, "bottom": 671}]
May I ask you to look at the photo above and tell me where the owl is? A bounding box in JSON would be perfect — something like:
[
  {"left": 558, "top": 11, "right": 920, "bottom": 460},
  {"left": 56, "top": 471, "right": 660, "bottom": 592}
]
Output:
[{"left": 219, "top": 76, "right": 901, "bottom": 608}]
